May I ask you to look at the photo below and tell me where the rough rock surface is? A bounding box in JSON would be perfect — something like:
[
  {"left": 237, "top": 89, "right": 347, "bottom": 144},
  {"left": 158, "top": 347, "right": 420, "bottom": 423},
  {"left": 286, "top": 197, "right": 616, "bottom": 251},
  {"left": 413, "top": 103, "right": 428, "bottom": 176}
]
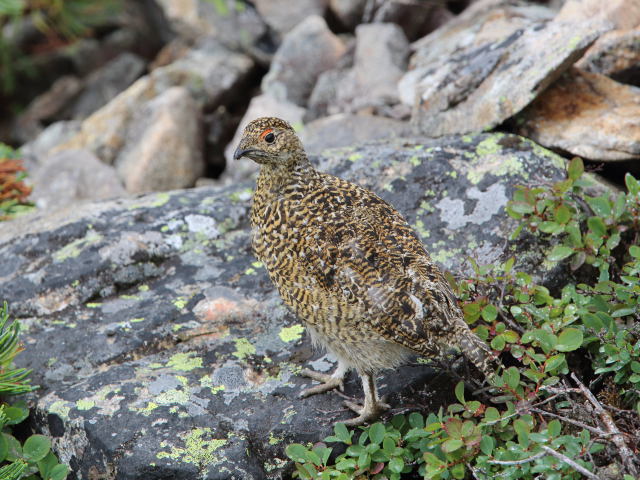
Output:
[
  {"left": 1, "top": 134, "right": 597, "bottom": 479},
  {"left": 66, "top": 52, "right": 147, "bottom": 120},
  {"left": 54, "top": 38, "right": 253, "bottom": 165},
  {"left": 577, "top": 28, "right": 640, "bottom": 86},
  {"left": 30, "top": 150, "right": 126, "bottom": 210},
  {"left": 115, "top": 86, "right": 204, "bottom": 193},
  {"left": 300, "top": 114, "right": 411, "bottom": 154},
  {"left": 253, "top": 0, "right": 327, "bottom": 36},
  {"left": 409, "top": 15, "right": 607, "bottom": 136},
  {"left": 261, "top": 16, "right": 346, "bottom": 106},
  {"left": 515, "top": 68, "right": 640, "bottom": 161}
]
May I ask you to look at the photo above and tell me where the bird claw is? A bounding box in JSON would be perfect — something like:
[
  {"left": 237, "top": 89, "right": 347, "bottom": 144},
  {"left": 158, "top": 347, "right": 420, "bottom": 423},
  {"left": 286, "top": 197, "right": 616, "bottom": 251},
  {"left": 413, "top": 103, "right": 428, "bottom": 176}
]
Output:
[
  {"left": 300, "top": 368, "right": 344, "bottom": 398},
  {"left": 342, "top": 396, "right": 390, "bottom": 425}
]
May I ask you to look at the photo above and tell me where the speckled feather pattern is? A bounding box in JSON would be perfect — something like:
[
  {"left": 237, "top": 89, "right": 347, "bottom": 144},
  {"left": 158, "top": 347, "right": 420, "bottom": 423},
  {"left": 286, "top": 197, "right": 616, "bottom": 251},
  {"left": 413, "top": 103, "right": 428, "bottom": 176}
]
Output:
[{"left": 236, "top": 117, "right": 497, "bottom": 378}]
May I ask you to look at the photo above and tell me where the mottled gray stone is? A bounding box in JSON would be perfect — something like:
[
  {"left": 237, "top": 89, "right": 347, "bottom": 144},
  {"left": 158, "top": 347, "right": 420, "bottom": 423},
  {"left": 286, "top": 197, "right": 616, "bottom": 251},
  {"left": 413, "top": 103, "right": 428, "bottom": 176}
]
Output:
[
  {"left": 30, "top": 149, "right": 126, "bottom": 210},
  {"left": 262, "top": 16, "right": 346, "bottom": 106},
  {"left": 254, "top": 0, "right": 327, "bottom": 35},
  {"left": 2, "top": 134, "right": 614, "bottom": 479},
  {"left": 409, "top": 14, "right": 607, "bottom": 136},
  {"left": 300, "top": 113, "right": 411, "bottom": 154},
  {"left": 115, "top": 86, "right": 204, "bottom": 193},
  {"left": 577, "top": 28, "right": 640, "bottom": 86}
]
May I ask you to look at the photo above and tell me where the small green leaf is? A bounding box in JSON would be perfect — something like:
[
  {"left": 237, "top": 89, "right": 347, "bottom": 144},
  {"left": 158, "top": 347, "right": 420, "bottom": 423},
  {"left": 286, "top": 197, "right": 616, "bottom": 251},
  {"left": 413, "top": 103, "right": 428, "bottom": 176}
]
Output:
[
  {"left": 625, "top": 173, "right": 640, "bottom": 195},
  {"left": 454, "top": 381, "right": 465, "bottom": 404},
  {"left": 408, "top": 412, "right": 424, "bottom": 429},
  {"left": 480, "top": 435, "right": 494, "bottom": 455},
  {"left": 630, "top": 245, "right": 640, "bottom": 258},
  {"left": 585, "top": 196, "right": 612, "bottom": 217},
  {"left": 0, "top": 434, "right": 7, "bottom": 463},
  {"left": 286, "top": 444, "right": 309, "bottom": 463},
  {"left": 441, "top": 438, "right": 464, "bottom": 453},
  {"left": 481, "top": 304, "right": 498, "bottom": 322},
  {"left": 50, "top": 464, "right": 69, "bottom": 480},
  {"left": 548, "top": 245, "right": 574, "bottom": 262},
  {"left": 22, "top": 435, "right": 51, "bottom": 462},
  {"left": 490, "top": 335, "right": 506, "bottom": 351},
  {"left": 503, "top": 366, "right": 520, "bottom": 390},
  {"left": 548, "top": 419, "right": 561, "bottom": 437},
  {"left": 556, "top": 328, "right": 583, "bottom": 352},
  {"left": 389, "top": 456, "right": 404, "bottom": 473},
  {"left": 334, "top": 423, "right": 352, "bottom": 444},
  {"left": 587, "top": 216, "right": 607, "bottom": 236},
  {"left": 567, "top": 157, "right": 584, "bottom": 181},
  {"left": 368, "top": 423, "right": 385, "bottom": 444},
  {"left": 544, "top": 354, "right": 566, "bottom": 372},
  {"left": 554, "top": 204, "right": 572, "bottom": 224}
]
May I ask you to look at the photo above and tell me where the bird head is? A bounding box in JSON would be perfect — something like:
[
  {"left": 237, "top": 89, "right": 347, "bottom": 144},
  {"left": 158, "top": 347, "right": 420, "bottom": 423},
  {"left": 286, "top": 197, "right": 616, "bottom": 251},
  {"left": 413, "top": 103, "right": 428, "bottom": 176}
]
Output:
[{"left": 233, "top": 117, "right": 305, "bottom": 167}]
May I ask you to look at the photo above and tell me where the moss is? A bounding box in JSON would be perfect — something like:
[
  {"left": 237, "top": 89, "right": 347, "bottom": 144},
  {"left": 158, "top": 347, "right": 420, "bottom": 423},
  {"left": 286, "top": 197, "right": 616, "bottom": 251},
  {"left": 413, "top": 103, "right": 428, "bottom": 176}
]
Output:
[
  {"left": 157, "top": 428, "right": 227, "bottom": 467},
  {"left": 167, "top": 352, "right": 203, "bottom": 372},
  {"left": 278, "top": 324, "right": 304, "bottom": 343},
  {"left": 53, "top": 230, "right": 102, "bottom": 262},
  {"left": 233, "top": 338, "right": 256, "bottom": 360},
  {"left": 76, "top": 399, "right": 95, "bottom": 411}
]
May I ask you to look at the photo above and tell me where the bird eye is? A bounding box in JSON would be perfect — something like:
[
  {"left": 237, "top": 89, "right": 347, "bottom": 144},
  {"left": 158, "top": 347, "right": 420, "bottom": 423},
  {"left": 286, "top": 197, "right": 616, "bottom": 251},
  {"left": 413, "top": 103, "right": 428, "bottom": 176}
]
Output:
[{"left": 264, "top": 132, "right": 275, "bottom": 144}]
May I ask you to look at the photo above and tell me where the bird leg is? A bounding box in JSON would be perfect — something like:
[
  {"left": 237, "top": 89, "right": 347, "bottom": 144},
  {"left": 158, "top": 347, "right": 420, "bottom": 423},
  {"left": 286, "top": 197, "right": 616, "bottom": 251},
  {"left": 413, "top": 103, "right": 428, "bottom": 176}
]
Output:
[
  {"left": 300, "top": 361, "right": 348, "bottom": 397},
  {"left": 342, "top": 373, "right": 390, "bottom": 426}
]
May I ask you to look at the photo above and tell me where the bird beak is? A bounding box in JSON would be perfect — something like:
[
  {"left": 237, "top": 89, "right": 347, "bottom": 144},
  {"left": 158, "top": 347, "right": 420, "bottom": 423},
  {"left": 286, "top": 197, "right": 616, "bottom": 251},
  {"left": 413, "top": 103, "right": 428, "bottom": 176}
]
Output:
[{"left": 233, "top": 147, "right": 257, "bottom": 161}]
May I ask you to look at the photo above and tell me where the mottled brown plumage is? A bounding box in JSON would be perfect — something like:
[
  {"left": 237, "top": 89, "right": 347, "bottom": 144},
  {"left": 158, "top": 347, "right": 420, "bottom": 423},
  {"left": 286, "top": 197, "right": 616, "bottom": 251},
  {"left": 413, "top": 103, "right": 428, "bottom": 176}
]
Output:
[{"left": 234, "top": 117, "right": 499, "bottom": 425}]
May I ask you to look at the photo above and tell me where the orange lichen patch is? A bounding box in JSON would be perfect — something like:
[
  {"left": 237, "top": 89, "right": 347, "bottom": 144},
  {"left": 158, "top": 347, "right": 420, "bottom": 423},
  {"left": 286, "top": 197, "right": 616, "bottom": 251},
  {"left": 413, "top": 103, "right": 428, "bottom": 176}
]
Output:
[{"left": 189, "top": 295, "right": 260, "bottom": 343}]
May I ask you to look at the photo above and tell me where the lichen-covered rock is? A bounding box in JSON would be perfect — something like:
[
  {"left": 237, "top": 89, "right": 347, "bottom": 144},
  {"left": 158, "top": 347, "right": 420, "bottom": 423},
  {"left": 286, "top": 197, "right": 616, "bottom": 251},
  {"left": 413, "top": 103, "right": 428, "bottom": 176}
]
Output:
[
  {"left": 1, "top": 134, "right": 613, "bottom": 479},
  {"left": 407, "top": 7, "right": 606, "bottom": 136},
  {"left": 515, "top": 68, "right": 640, "bottom": 161}
]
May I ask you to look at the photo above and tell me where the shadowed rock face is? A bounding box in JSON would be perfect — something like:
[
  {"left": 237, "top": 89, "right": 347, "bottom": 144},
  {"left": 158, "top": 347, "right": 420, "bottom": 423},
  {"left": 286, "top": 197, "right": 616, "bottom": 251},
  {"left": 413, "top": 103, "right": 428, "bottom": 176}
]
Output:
[{"left": 1, "top": 134, "right": 609, "bottom": 479}]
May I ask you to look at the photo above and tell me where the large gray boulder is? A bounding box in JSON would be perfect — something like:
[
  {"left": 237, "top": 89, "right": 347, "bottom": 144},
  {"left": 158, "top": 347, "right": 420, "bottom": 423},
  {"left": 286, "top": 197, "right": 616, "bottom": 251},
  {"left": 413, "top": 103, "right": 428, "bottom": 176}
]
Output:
[{"left": 2, "top": 134, "right": 608, "bottom": 478}]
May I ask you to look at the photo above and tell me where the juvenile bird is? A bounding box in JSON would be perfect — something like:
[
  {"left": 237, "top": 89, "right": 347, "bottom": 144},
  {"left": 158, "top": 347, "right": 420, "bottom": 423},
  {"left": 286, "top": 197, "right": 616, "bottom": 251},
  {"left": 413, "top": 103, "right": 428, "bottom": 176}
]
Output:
[{"left": 234, "top": 117, "right": 499, "bottom": 425}]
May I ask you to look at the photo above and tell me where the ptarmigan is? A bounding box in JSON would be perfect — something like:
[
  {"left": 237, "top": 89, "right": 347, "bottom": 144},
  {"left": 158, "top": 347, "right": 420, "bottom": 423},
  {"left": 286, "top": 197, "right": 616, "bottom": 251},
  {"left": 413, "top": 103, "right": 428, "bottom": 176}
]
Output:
[{"left": 233, "top": 117, "right": 498, "bottom": 425}]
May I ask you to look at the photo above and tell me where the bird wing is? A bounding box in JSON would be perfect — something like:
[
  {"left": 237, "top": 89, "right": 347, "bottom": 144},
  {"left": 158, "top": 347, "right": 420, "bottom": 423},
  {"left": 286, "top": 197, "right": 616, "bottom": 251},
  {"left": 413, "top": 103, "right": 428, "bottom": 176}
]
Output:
[{"left": 297, "top": 174, "right": 462, "bottom": 356}]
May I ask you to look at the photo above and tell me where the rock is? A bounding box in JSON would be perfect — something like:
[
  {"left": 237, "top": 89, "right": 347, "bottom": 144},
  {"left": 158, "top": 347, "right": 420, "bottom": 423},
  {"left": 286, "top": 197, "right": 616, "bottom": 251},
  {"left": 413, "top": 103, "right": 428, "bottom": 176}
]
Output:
[
  {"left": 254, "top": 0, "right": 327, "bottom": 36},
  {"left": 66, "top": 52, "right": 147, "bottom": 120},
  {"left": 2, "top": 133, "right": 607, "bottom": 479},
  {"left": 222, "top": 94, "right": 306, "bottom": 183},
  {"left": 21, "top": 121, "right": 81, "bottom": 165},
  {"left": 329, "top": 0, "right": 366, "bottom": 29},
  {"left": 54, "top": 38, "right": 253, "bottom": 166},
  {"left": 409, "top": 13, "right": 607, "bottom": 136},
  {"left": 115, "top": 87, "right": 204, "bottom": 193},
  {"left": 555, "top": 0, "right": 640, "bottom": 30},
  {"left": 351, "top": 23, "right": 409, "bottom": 103},
  {"left": 367, "top": 0, "right": 454, "bottom": 41},
  {"left": 408, "top": 0, "right": 555, "bottom": 72},
  {"left": 30, "top": 150, "right": 126, "bottom": 210},
  {"left": 576, "top": 29, "right": 640, "bottom": 86},
  {"left": 514, "top": 68, "right": 640, "bottom": 161},
  {"left": 156, "top": 0, "right": 269, "bottom": 59},
  {"left": 152, "top": 37, "right": 255, "bottom": 109},
  {"left": 261, "top": 16, "right": 346, "bottom": 106},
  {"left": 300, "top": 113, "right": 411, "bottom": 154},
  {"left": 14, "top": 76, "right": 83, "bottom": 143},
  {"left": 306, "top": 23, "right": 409, "bottom": 117}
]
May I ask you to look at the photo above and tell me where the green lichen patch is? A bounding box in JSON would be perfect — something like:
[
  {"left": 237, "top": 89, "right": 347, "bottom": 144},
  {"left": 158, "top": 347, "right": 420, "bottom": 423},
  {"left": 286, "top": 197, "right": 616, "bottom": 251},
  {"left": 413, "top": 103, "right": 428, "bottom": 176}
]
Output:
[
  {"left": 49, "top": 400, "right": 71, "bottom": 420},
  {"left": 157, "top": 428, "right": 227, "bottom": 468},
  {"left": 128, "top": 192, "right": 171, "bottom": 210},
  {"left": 278, "top": 324, "right": 304, "bottom": 343},
  {"left": 167, "top": 352, "right": 203, "bottom": 372},
  {"left": 75, "top": 399, "right": 95, "bottom": 411},
  {"left": 53, "top": 230, "right": 102, "bottom": 262},
  {"left": 233, "top": 338, "right": 256, "bottom": 360}
]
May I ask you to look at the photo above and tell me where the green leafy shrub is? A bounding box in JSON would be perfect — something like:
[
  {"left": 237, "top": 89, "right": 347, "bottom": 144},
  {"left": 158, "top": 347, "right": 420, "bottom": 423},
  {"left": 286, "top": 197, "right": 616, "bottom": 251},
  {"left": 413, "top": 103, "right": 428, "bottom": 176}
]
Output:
[
  {"left": 286, "top": 159, "right": 640, "bottom": 479},
  {"left": 0, "top": 302, "right": 68, "bottom": 480}
]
